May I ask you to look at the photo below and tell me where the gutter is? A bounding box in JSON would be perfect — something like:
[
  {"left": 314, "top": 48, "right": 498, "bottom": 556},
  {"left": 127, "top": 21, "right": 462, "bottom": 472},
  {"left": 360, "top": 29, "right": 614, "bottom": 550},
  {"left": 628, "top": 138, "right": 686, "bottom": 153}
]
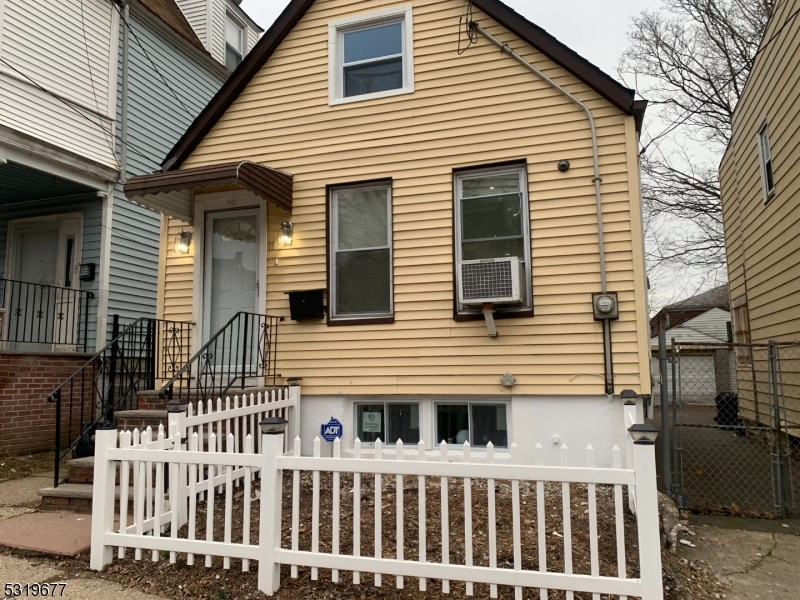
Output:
[
  {"left": 470, "top": 22, "right": 615, "bottom": 395},
  {"left": 119, "top": 0, "right": 130, "bottom": 183}
]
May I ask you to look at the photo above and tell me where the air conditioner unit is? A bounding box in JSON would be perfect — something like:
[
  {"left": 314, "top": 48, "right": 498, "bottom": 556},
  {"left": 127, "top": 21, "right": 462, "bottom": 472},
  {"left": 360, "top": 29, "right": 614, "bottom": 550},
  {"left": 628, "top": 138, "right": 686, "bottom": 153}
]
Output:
[{"left": 458, "top": 257, "right": 525, "bottom": 306}]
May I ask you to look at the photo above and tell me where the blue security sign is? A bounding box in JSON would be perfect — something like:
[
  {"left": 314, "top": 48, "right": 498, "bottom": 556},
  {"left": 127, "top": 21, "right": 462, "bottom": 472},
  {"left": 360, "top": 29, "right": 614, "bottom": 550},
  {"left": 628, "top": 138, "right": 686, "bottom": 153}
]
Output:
[{"left": 320, "top": 418, "right": 343, "bottom": 442}]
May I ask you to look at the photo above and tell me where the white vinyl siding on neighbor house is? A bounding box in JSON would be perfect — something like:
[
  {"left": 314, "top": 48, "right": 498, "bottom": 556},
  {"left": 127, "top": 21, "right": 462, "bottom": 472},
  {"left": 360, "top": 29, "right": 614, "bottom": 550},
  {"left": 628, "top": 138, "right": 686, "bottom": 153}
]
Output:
[
  {"left": 0, "top": 0, "right": 117, "bottom": 168},
  {"left": 174, "top": 0, "right": 208, "bottom": 49},
  {"left": 328, "top": 5, "right": 414, "bottom": 105},
  {"left": 108, "top": 7, "right": 224, "bottom": 324}
]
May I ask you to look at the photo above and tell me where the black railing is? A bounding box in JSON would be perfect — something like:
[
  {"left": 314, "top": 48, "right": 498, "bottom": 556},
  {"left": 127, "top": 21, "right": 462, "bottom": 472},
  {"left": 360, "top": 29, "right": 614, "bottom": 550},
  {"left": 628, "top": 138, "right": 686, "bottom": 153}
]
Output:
[
  {"left": 48, "top": 315, "right": 193, "bottom": 487},
  {"left": 0, "top": 278, "right": 94, "bottom": 351},
  {"left": 160, "top": 311, "right": 281, "bottom": 402}
]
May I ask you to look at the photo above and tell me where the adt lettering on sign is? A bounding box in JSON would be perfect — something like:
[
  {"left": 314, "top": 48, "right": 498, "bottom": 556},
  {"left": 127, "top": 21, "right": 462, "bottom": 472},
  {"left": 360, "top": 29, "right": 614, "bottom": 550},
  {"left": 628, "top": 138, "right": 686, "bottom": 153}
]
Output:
[{"left": 320, "top": 418, "right": 343, "bottom": 442}]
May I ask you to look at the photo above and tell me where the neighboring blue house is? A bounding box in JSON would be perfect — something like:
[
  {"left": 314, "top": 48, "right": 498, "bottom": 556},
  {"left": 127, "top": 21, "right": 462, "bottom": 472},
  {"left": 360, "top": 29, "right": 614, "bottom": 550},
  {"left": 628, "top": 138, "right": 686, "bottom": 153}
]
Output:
[{"left": 0, "top": 0, "right": 261, "bottom": 353}]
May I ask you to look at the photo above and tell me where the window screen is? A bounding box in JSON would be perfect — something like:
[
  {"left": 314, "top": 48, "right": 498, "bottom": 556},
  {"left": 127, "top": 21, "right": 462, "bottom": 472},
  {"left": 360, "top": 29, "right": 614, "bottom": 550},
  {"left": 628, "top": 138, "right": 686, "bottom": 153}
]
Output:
[
  {"left": 226, "top": 16, "right": 243, "bottom": 70},
  {"left": 331, "top": 185, "right": 392, "bottom": 318},
  {"left": 455, "top": 167, "right": 530, "bottom": 312},
  {"left": 342, "top": 22, "right": 403, "bottom": 97}
]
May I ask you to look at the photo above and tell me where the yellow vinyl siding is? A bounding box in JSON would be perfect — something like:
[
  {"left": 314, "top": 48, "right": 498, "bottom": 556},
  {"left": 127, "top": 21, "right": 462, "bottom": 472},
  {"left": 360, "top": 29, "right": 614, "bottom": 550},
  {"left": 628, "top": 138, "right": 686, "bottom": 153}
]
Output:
[
  {"left": 720, "top": 0, "right": 800, "bottom": 423},
  {"left": 163, "top": 0, "right": 649, "bottom": 397}
]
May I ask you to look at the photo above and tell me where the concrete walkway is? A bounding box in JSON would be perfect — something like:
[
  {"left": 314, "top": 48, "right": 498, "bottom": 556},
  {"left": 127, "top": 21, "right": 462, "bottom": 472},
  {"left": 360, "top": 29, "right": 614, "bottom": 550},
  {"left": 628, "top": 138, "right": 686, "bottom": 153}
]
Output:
[
  {"left": 0, "top": 474, "right": 168, "bottom": 599},
  {"left": 680, "top": 515, "right": 800, "bottom": 599},
  {"left": 0, "top": 553, "right": 168, "bottom": 600}
]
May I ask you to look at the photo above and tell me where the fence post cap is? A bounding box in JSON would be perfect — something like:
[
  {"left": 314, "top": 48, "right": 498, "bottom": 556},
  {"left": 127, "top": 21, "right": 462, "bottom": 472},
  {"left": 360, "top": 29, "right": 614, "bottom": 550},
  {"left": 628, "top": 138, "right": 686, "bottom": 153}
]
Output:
[
  {"left": 166, "top": 398, "right": 190, "bottom": 413},
  {"left": 628, "top": 423, "right": 659, "bottom": 444},
  {"left": 621, "top": 389, "right": 638, "bottom": 403}
]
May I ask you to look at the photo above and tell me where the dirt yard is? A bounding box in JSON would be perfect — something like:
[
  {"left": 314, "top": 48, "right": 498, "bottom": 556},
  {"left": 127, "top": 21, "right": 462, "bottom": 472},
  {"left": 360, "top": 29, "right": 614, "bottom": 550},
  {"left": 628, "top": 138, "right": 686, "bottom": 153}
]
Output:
[{"left": 47, "top": 471, "right": 729, "bottom": 599}]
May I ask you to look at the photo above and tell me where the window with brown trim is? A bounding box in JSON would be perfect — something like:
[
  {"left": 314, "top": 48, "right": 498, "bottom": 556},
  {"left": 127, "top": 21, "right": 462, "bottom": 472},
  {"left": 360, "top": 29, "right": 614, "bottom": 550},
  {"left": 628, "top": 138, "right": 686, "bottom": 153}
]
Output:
[
  {"left": 453, "top": 164, "right": 532, "bottom": 316},
  {"left": 328, "top": 182, "right": 393, "bottom": 322}
]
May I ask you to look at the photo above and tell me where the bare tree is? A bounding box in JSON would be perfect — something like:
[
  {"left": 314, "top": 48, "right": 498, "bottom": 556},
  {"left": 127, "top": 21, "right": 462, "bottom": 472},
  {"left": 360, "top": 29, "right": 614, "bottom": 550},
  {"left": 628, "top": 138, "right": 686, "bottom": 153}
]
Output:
[{"left": 620, "top": 0, "right": 775, "bottom": 274}]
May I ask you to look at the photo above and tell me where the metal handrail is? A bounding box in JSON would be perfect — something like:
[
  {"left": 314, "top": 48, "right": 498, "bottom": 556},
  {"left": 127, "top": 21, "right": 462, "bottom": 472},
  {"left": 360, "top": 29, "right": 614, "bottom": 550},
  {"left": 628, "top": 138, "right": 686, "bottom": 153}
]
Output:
[
  {"left": 49, "top": 316, "right": 193, "bottom": 487},
  {"left": 159, "top": 311, "right": 281, "bottom": 401},
  {"left": 0, "top": 277, "right": 94, "bottom": 351}
]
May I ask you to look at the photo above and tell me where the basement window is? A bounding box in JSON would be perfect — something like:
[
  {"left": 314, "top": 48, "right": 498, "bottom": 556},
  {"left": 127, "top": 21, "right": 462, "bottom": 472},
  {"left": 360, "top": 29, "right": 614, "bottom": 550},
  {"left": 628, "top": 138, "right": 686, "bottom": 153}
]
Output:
[
  {"left": 355, "top": 402, "right": 420, "bottom": 445},
  {"left": 328, "top": 6, "right": 414, "bottom": 105},
  {"left": 435, "top": 403, "right": 508, "bottom": 448},
  {"left": 757, "top": 122, "right": 775, "bottom": 203}
]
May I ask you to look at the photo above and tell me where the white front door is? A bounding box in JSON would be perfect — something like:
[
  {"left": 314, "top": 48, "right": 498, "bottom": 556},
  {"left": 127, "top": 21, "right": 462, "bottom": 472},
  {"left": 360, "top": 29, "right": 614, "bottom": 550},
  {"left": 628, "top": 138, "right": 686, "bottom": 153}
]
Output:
[
  {"left": 203, "top": 209, "right": 260, "bottom": 346},
  {"left": 5, "top": 216, "right": 82, "bottom": 351}
]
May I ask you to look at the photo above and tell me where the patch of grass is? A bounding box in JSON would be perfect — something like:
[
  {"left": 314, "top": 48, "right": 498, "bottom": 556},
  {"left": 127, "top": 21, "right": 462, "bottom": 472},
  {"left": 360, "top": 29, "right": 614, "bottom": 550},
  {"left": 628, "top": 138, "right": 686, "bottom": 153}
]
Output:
[
  {"left": 0, "top": 451, "right": 56, "bottom": 482},
  {"left": 210, "top": 586, "right": 229, "bottom": 600}
]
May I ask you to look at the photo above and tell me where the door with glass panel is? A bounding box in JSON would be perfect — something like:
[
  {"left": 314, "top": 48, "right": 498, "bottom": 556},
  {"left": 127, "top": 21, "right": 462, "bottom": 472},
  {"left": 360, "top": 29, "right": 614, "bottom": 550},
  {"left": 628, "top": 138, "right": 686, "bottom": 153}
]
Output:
[{"left": 203, "top": 210, "right": 260, "bottom": 370}]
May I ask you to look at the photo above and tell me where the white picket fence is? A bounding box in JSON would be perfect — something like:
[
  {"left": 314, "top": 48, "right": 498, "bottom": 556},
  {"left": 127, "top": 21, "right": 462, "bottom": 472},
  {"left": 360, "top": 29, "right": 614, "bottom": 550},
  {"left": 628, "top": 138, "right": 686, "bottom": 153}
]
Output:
[{"left": 91, "top": 398, "right": 663, "bottom": 599}]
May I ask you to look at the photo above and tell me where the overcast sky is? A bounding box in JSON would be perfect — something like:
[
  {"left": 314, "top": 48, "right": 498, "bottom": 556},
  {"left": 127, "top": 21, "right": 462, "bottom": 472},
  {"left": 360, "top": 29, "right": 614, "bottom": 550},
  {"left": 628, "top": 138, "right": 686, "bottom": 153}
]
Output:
[{"left": 239, "top": 0, "right": 663, "bottom": 81}]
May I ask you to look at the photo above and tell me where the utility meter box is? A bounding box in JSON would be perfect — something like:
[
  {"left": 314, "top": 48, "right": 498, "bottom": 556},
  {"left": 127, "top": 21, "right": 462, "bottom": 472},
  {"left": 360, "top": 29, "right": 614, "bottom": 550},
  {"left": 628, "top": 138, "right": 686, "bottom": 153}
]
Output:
[{"left": 592, "top": 292, "right": 619, "bottom": 320}]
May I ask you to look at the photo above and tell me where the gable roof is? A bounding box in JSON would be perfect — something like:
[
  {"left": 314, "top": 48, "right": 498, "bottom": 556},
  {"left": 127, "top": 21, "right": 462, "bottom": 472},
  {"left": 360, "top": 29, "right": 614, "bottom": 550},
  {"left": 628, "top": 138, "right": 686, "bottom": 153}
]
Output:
[
  {"left": 162, "top": 0, "right": 647, "bottom": 171},
  {"left": 664, "top": 284, "right": 730, "bottom": 311},
  {"left": 137, "top": 0, "right": 207, "bottom": 55}
]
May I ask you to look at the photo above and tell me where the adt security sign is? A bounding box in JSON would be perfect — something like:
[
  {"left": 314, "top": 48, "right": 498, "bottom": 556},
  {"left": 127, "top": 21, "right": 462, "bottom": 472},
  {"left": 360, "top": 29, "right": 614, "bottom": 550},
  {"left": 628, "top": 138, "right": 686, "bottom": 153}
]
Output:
[{"left": 320, "top": 418, "right": 343, "bottom": 442}]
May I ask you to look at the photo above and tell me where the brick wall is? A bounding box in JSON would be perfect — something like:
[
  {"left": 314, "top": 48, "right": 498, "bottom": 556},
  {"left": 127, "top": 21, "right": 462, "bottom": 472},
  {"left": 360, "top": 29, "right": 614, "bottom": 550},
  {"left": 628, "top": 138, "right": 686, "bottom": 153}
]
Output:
[{"left": 0, "top": 351, "right": 94, "bottom": 455}]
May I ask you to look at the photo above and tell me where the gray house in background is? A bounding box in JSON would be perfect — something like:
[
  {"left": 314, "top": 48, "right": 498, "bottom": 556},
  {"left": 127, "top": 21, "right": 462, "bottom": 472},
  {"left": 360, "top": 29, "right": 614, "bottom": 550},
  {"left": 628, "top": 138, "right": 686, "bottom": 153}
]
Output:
[
  {"left": 0, "top": 0, "right": 261, "bottom": 353},
  {"left": 0, "top": 0, "right": 260, "bottom": 457}
]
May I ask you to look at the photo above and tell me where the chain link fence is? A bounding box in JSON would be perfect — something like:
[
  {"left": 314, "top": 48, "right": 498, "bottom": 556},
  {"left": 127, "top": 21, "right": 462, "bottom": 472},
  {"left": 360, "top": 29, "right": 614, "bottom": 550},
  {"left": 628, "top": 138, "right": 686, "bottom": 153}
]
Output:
[{"left": 654, "top": 339, "right": 800, "bottom": 517}]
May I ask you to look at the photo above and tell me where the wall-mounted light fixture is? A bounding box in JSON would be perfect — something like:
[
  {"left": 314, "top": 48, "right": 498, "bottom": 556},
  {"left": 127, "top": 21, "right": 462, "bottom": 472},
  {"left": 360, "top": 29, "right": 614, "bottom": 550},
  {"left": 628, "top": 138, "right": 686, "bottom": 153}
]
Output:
[
  {"left": 175, "top": 230, "right": 191, "bottom": 254},
  {"left": 279, "top": 221, "right": 294, "bottom": 246}
]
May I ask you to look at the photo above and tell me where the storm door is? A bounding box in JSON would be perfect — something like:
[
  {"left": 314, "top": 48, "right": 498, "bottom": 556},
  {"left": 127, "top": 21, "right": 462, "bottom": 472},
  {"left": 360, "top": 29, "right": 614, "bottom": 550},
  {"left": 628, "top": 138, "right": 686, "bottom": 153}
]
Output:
[
  {"left": 5, "top": 218, "right": 81, "bottom": 351},
  {"left": 202, "top": 209, "right": 260, "bottom": 372}
]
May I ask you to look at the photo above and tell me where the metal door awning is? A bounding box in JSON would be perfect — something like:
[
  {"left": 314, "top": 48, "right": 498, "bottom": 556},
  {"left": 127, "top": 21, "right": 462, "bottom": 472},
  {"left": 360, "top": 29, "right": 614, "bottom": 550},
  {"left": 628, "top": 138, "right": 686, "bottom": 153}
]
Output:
[{"left": 124, "top": 161, "right": 292, "bottom": 223}]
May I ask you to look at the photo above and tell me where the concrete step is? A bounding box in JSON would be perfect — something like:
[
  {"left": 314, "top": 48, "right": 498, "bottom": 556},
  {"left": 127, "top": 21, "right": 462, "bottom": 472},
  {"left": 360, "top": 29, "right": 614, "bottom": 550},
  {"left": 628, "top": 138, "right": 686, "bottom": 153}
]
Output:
[
  {"left": 115, "top": 409, "right": 168, "bottom": 432},
  {"left": 38, "top": 483, "right": 122, "bottom": 513}
]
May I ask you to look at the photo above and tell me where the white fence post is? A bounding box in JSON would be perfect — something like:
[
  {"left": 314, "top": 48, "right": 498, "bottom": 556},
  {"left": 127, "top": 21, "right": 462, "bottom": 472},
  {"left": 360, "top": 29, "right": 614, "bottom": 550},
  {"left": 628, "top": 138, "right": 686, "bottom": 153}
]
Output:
[
  {"left": 623, "top": 402, "right": 638, "bottom": 515},
  {"left": 258, "top": 430, "right": 284, "bottom": 596},
  {"left": 90, "top": 426, "right": 117, "bottom": 571},
  {"left": 168, "top": 406, "right": 189, "bottom": 527},
  {"left": 288, "top": 384, "right": 301, "bottom": 449},
  {"left": 633, "top": 440, "right": 664, "bottom": 600}
]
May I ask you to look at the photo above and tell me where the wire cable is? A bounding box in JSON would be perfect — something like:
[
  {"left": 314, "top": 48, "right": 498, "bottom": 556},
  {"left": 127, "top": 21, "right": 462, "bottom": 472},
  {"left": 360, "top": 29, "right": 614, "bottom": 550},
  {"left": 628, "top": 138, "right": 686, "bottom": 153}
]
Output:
[
  {"left": 0, "top": 56, "right": 157, "bottom": 166},
  {"left": 458, "top": 0, "right": 478, "bottom": 55},
  {"left": 111, "top": 0, "right": 192, "bottom": 116}
]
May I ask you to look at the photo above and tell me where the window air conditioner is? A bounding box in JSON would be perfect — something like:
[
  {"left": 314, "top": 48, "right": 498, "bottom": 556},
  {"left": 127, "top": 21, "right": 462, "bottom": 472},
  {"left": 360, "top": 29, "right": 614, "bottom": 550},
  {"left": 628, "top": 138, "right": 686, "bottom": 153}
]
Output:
[{"left": 458, "top": 257, "right": 524, "bottom": 306}]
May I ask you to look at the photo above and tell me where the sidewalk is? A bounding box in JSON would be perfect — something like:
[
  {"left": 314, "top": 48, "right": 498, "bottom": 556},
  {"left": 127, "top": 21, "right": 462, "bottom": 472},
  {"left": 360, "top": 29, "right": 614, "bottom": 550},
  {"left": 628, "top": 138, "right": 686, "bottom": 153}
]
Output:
[
  {"left": 0, "top": 473, "right": 168, "bottom": 599},
  {"left": 679, "top": 515, "right": 800, "bottom": 599}
]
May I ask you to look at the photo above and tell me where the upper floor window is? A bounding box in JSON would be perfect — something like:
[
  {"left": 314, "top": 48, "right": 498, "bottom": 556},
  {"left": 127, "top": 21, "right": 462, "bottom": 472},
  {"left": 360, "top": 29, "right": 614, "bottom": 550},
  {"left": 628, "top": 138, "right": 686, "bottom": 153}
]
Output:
[
  {"left": 757, "top": 122, "right": 775, "bottom": 202},
  {"left": 454, "top": 164, "right": 532, "bottom": 315},
  {"left": 226, "top": 14, "right": 244, "bottom": 70},
  {"left": 329, "top": 182, "right": 393, "bottom": 322},
  {"left": 328, "top": 6, "right": 414, "bottom": 105}
]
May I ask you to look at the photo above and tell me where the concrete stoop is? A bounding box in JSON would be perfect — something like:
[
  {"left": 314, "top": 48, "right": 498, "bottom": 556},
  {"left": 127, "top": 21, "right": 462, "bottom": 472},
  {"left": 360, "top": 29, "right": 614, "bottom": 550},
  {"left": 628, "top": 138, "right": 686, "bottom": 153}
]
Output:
[{"left": 38, "top": 483, "right": 124, "bottom": 514}]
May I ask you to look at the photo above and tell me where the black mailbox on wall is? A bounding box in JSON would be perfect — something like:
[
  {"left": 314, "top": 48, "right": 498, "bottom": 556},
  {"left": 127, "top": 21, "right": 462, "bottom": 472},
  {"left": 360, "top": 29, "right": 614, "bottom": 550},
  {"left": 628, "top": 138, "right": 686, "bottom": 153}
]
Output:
[{"left": 286, "top": 289, "right": 325, "bottom": 321}]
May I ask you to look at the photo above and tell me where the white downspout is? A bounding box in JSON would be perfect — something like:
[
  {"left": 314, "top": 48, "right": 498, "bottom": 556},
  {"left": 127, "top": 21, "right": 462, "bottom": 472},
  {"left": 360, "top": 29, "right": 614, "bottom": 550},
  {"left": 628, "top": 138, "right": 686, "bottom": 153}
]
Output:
[{"left": 470, "top": 22, "right": 615, "bottom": 394}]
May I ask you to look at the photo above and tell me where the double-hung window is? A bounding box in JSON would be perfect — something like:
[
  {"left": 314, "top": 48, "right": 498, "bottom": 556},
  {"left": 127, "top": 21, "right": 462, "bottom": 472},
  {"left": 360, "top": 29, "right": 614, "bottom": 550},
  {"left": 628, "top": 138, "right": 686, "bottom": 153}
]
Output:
[
  {"left": 757, "top": 122, "right": 775, "bottom": 202},
  {"left": 329, "top": 183, "right": 393, "bottom": 321},
  {"left": 328, "top": 6, "right": 414, "bottom": 104},
  {"left": 454, "top": 165, "right": 532, "bottom": 314},
  {"left": 226, "top": 14, "right": 244, "bottom": 70}
]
